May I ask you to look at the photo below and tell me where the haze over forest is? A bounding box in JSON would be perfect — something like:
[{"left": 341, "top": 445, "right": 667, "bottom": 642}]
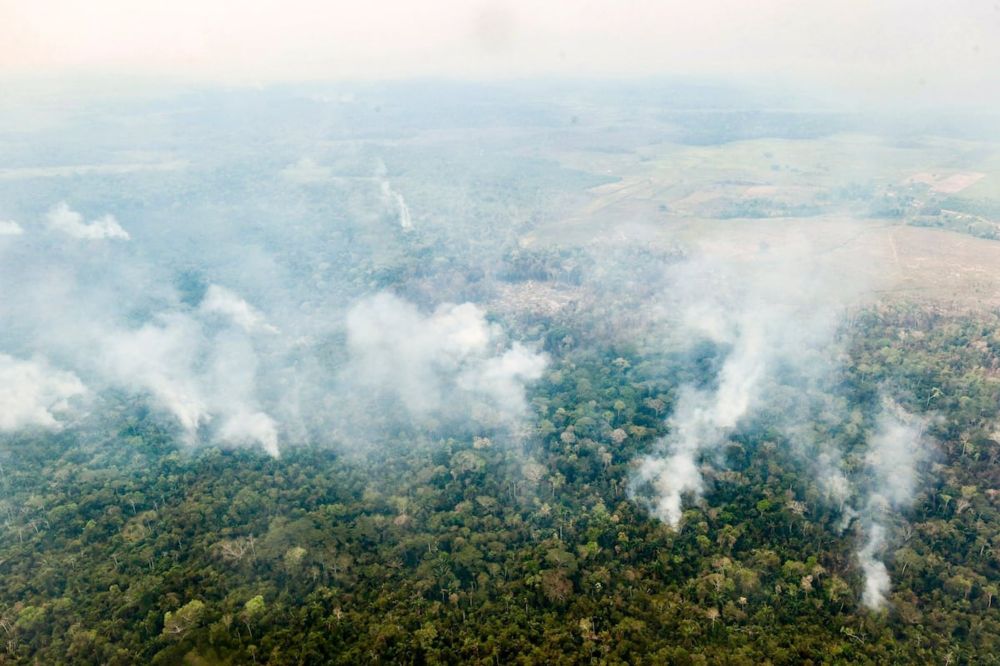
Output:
[{"left": 1, "top": 2, "right": 1000, "bottom": 664}]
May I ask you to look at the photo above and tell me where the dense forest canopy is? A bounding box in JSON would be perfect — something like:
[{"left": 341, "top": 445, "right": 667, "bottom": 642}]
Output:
[
  {"left": 3, "top": 302, "right": 1000, "bottom": 664},
  {"left": 2, "top": 79, "right": 1000, "bottom": 664}
]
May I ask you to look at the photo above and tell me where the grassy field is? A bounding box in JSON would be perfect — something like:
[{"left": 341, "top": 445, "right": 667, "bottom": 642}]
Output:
[{"left": 521, "top": 133, "right": 1000, "bottom": 311}]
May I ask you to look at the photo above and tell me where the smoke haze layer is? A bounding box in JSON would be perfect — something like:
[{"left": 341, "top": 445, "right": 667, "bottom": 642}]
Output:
[
  {"left": 0, "top": 202, "right": 546, "bottom": 455},
  {"left": 0, "top": 82, "right": 971, "bottom": 618}
]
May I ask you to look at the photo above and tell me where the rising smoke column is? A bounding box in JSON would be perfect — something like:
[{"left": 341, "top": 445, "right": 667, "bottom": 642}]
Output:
[
  {"left": 625, "top": 240, "right": 930, "bottom": 610},
  {"left": 374, "top": 159, "right": 413, "bottom": 230},
  {"left": 855, "top": 400, "right": 927, "bottom": 609},
  {"left": 631, "top": 314, "right": 769, "bottom": 527},
  {"left": 630, "top": 244, "right": 847, "bottom": 528},
  {"left": 858, "top": 523, "right": 890, "bottom": 610},
  {"left": 380, "top": 180, "right": 413, "bottom": 230}
]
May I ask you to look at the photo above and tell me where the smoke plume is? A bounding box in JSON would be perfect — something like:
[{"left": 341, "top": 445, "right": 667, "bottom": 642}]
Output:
[
  {"left": 0, "top": 354, "right": 86, "bottom": 431},
  {"left": 46, "top": 202, "right": 130, "bottom": 240},
  {"left": 0, "top": 205, "right": 545, "bottom": 456},
  {"left": 0, "top": 221, "right": 23, "bottom": 236},
  {"left": 630, "top": 241, "right": 852, "bottom": 527},
  {"left": 342, "top": 292, "right": 546, "bottom": 430},
  {"left": 856, "top": 401, "right": 927, "bottom": 610},
  {"left": 858, "top": 523, "right": 890, "bottom": 610}
]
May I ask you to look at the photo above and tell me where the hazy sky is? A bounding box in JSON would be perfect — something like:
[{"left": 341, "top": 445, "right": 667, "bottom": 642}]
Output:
[{"left": 2, "top": 0, "right": 999, "bottom": 106}]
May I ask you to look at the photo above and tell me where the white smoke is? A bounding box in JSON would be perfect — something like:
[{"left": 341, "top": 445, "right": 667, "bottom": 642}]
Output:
[
  {"left": 856, "top": 401, "right": 927, "bottom": 610},
  {"left": 94, "top": 290, "right": 283, "bottom": 456},
  {"left": 632, "top": 315, "right": 773, "bottom": 527},
  {"left": 0, "top": 211, "right": 543, "bottom": 455},
  {"left": 458, "top": 342, "right": 549, "bottom": 417},
  {"left": 343, "top": 292, "right": 546, "bottom": 427},
  {"left": 98, "top": 312, "right": 209, "bottom": 436},
  {"left": 627, "top": 239, "right": 930, "bottom": 609},
  {"left": 380, "top": 180, "right": 413, "bottom": 229},
  {"left": 865, "top": 401, "right": 926, "bottom": 509},
  {"left": 858, "top": 523, "right": 890, "bottom": 610},
  {"left": 0, "top": 354, "right": 86, "bottom": 431},
  {"left": 0, "top": 273, "right": 284, "bottom": 456},
  {"left": 0, "top": 272, "right": 542, "bottom": 455},
  {"left": 199, "top": 284, "right": 279, "bottom": 334},
  {"left": 217, "top": 410, "right": 280, "bottom": 458},
  {"left": 0, "top": 221, "right": 23, "bottom": 236},
  {"left": 46, "top": 202, "right": 130, "bottom": 240},
  {"left": 631, "top": 244, "right": 849, "bottom": 528},
  {"left": 632, "top": 419, "right": 704, "bottom": 527},
  {"left": 811, "top": 447, "right": 853, "bottom": 510}
]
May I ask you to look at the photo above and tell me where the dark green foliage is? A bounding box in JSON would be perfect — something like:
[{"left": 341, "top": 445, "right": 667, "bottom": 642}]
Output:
[{"left": 1, "top": 304, "right": 999, "bottom": 664}]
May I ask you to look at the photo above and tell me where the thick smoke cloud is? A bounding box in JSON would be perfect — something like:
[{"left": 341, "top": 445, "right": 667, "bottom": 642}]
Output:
[
  {"left": 0, "top": 210, "right": 544, "bottom": 456},
  {"left": 343, "top": 293, "right": 546, "bottom": 428},
  {"left": 864, "top": 401, "right": 927, "bottom": 510},
  {"left": 0, "top": 354, "right": 86, "bottom": 431},
  {"left": 0, "top": 221, "right": 23, "bottom": 236},
  {"left": 200, "top": 285, "right": 279, "bottom": 335},
  {"left": 46, "top": 202, "right": 130, "bottom": 240},
  {"left": 94, "top": 305, "right": 282, "bottom": 456}
]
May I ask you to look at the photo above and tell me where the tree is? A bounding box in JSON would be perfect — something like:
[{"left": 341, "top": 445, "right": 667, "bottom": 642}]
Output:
[
  {"left": 540, "top": 570, "right": 573, "bottom": 605},
  {"left": 283, "top": 546, "right": 308, "bottom": 577},
  {"left": 162, "top": 600, "right": 205, "bottom": 640},
  {"left": 241, "top": 595, "right": 266, "bottom": 638}
]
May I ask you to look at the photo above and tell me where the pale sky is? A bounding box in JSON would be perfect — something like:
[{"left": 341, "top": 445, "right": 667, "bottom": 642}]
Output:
[{"left": 2, "top": 0, "right": 999, "bottom": 107}]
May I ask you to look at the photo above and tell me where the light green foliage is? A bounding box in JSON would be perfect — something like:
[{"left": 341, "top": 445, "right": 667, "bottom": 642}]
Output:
[{"left": 162, "top": 600, "right": 205, "bottom": 639}]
